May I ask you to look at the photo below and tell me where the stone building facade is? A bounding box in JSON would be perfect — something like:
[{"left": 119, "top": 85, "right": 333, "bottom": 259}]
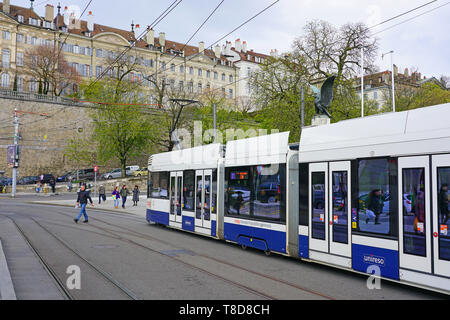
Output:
[{"left": 0, "top": 0, "right": 248, "bottom": 100}]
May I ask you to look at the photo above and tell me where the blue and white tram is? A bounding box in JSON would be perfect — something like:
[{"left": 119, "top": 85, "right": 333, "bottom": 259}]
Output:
[
  {"left": 146, "top": 143, "right": 224, "bottom": 238},
  {"left": 146, "top": 103, "right": 450, "bottom": 294},
  {"left": 298, "top": 103, "right": 450, "bottom": 293}
]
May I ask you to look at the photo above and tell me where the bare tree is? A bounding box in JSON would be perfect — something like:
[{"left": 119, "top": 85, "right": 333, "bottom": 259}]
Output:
[
  {"left": 24, "top": 45, "right": 79, "bottom": 96},
  {"left": 293, "top": 20, "right": 378, "bottom": 81}
]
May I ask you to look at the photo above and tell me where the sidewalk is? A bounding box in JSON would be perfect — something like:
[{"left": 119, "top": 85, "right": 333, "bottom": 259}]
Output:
[{"left": 29, "top": 196, "right": 148, "bottom": 218}]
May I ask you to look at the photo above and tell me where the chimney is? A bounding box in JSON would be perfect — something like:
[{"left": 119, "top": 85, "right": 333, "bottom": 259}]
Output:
[
  {"left": 63, "top": 6, "right": 69, "bottom": 25},
  {"left": 235, "top": 38, "right": 241, "bottom": 52},
  {"left": 404, "top": 68, "right": 409, "bottom": 77},
  {"left": 45, "top": 4, "right": 54, "bottom": 21},
  {"left": 393, "top": 64, "right": 398, "bottom": 77},
  {"left": 146, "top": 28, "right": 154, "bottom": 46},
  {"left": 418, "top": 73, "right": 421, "bottom": 80},
  {"left": 226, "top": 41, "right": 232, "bottom": 55},
  {"left": 87, "top": 11, "right": 94, "bottom": 32},
  {"left": 214, "top": 44, "right": 221, "bottom": 59},
  {"left": 199, "top": 41, "right": 204, "bottom": 54},
  {"left": 4, "top": 0, "right": 10, "bottom": 14},
  {"left": 242, "top": 41, "right": 247, "bottom": 53},
  {"left": 159, "top": 32, "right": 165, "bottom": 47}
]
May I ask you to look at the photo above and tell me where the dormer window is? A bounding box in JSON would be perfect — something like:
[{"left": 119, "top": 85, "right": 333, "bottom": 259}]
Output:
[{"left": 18, "top": 15, "right": 24, "bottom": 23}]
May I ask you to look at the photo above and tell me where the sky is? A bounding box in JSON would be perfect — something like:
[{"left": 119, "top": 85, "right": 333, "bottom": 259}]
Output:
[{"left": 11, "top": 0, "right": 450, "bottom": 79}]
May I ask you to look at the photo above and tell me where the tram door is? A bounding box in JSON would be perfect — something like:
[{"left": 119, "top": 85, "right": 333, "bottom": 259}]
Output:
[
  {"left": 170, "top": 171, "right": 183, "bottom": 224},
  {"left": 309, "top": 162, "right": 351, "bottom": 258},
  {"left": 195, "top": 170, "right": 212, "bottom": 230},
  {"left": 432, "top": 154, "right": 450, "bottom": 277},
  {"left": 398, "top": 157, "right": 432, "bottom": 273}
]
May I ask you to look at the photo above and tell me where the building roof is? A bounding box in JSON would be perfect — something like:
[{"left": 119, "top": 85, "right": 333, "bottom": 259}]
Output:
[{"left": 0, "top": 3, "right": 42, "bottom": 22}]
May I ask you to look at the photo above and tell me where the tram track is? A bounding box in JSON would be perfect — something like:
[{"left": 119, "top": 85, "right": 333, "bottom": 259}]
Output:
[
  {"left": 8, "top": 214, "right": 140, "bottom": 300},
  {"left": 44, "top": 208, "right": 336, "bottom": 300}
]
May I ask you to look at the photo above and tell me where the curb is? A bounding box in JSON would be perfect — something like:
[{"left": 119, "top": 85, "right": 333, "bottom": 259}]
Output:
[{"left": 0, "top": 239, "right": 16, "bottom": 300}]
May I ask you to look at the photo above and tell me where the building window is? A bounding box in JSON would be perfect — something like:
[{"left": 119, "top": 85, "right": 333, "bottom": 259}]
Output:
[
  {"left": 3, "top": 31, "right": 11, "bottom": 40},
  {"left": 171, "top": 64, "right": 175, "bottom": 72},
  {"left": 189, "top": 67, "right": 194, "bottom": 75},
  {"left": 16, "top": 76, "right": 23, "bottom": 91},
  {"left": 16, "top": 34, "right": 24, "bottom": 43},
  {"left": 16, "top": 52, "right": 24, "bottom": 67},
  {"left": 229, "top": 89, "right": 233, "bottom": 99},
  {"left": 178, "top": 81, "right": 184, "bottom": 91},
  {"left": 206, "top": 70, "right": 210, "bottom": 78},
  {"left": 31, "top": 37, "right": 37, "bottom": 45},
  {"left": 180, "top": 65, "right": 184, "bottom": 73},
  {"left": 229, "top": 75, "right": 233, "bottom": 83},
  {"left": 198, "top": 83, "right": 202, "bottom": 93},
  {"left": 214, "top": 72, "right": 218, "bottom": 80},
  {"left": 29, "top": 79, "right": 37, "bottom": 92},
  {"left": 188, "top": 81, "right": 194, "bottom": 93},
  {"left": 96, "top": 66, "right": 103, "bottom": 77},
  {"left": 2, "top": 49, "right": 10, "bottom": 69},
  {"left": 1, "top": 73, "right": 10, "bottom": 88},
  {"left": 222, "top": 73, "right": 225, "bottom": 81},
  {"left": 198, "top": 69, "right": 202, "bottom": 77},
  {"left": 374, "top": 91, "right": 378, "bottom": 100},
  {"left": 18, "top": 15, "right": 24, "bottom": 23},
  {"left": 160, "top": 62, "right": 166, "bottom": 70}
]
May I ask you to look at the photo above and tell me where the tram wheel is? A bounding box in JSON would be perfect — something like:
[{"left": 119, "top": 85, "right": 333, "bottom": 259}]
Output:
[
  {"left": 265, "top": 250, "right": 271, "bottom": 256},
  {"left": 241, "top": 244, "right": 248, "bottom": 250}
]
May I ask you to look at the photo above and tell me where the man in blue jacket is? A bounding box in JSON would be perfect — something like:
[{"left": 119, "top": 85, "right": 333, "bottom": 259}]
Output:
[{"left": 74, "top": 184, "right": 94, "bottom": 224}]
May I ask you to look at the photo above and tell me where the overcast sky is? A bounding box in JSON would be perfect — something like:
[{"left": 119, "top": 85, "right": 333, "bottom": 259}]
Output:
[{"left": 14, "top": 0, "right": 450, "bottom": 78}]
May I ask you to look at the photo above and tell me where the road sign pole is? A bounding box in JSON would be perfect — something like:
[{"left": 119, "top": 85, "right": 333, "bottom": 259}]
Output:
[{"left": 12, "top": 109, "right": 19, "bottom": 198}]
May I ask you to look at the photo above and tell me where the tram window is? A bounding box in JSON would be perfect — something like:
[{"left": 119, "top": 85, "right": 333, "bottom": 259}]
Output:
[
  {"left": 253, "top": 164, "right": 285, "bottom": 222},
  {"left": 212, "top": 170, "right": 217, "bottom": 214},
  {"left": 357, "top": 158, "right": 397, "bottom": 236},
  {"left": 332, "top": 171, "right": 348, "bottom": 244},
  {"left": 438, "top": 167, "right": 450, "bottom": 261},
  {"left": 311, "top": 172, "right": 326, "bottom": 240},
  {"left": 299, "top": 163, "right": 309, "bottom": 226},
  {"left": 183, "top": 171, "right": 195, "bottom": 211},
  {"left": 402, "top": 168, "right": 426, "bottom": 257},
  {"left": 225, "top": 165, "right": 286, "bottom": 223},
  {"left": 225, "top": 167, "right": 251, "bottom": 217},
  {"left": 149, "top": 172, "right": 169, "bottom": 199}
]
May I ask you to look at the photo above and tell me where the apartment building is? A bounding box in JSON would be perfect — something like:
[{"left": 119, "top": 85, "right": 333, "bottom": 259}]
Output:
[{"left": 0, "top": 0, "right": 244, "bottom": 100}]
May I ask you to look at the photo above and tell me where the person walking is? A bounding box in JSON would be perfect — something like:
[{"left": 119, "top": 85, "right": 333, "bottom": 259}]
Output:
[
  {"left": 132, "top": 185, "right": 140, "bottom": 206},
  {"left": 120, "top": 185, "right": 131, "bottom": 209},
  {"left": 99, "top": 185, "right": 106, "bottom": 204},
  {"left": 67, "top": 179, "right": 73, "bottom": 192},
  {"left": 74, "top": 185, "right": 94, "bottom": 224},
  {"left": 366, "top": 189, "right": 384, "bottom": 225},
  {"left": 112, "top": 187, "right": 121, "bottom": 209},
  {"left": 50, "top": 178, "right": 56, "bottom": 194}
]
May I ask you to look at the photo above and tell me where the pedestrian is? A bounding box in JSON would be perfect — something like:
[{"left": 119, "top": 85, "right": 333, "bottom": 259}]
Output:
[
  {"left": 67, "top": 179, "right": 73, "bottom": 192},
  {"left": 74, "top": 184, "right": 94, "bottom": 224},
  {"left": 120, "top": 185, "right": 131, "bottom": 209},
  {"left": 132, "top": 185, "right": 140, "bottom": 206},
  {"left": 36, "top": 182, "right": 41, "bottom": 193},
  {"left": 50, "top": 178, "right": 56, "bottom": 194},
  {"left": 365, "top": 189, "right": 383, "bottom": 225},
  {"left": 99, "top": 185, "right": 106, "bottom": 204},
  {"left": 112, "top": 186, "right": 121, "bottom": 209}
]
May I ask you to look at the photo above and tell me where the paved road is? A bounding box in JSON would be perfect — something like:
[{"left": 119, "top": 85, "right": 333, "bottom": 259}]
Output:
[{"left": 0, "top": 195, "right": 445, "bottom": 300}]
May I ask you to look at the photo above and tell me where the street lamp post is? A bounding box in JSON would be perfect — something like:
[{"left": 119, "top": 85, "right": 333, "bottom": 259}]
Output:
[{"left": 382, "top": 50, "right": 396, "bottom": 113}]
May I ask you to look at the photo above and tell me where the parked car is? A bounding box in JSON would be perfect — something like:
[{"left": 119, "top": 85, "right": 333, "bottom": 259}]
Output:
[
  {"left": 126, "top": 166, "right": 140, "bottom": 176},
  {"left": 19, "top": 176, "right": 39, "bottom": 185},
  {"left": 68, "top": 169, "right": 97, "bottom": 182},
  {"left": 0, "top": 177, "right": 12, "bottom": 186},
  {"left": 57, "top": 172, "right": 73, "bottom": 183},
  {"left": 133, "top": 168, "right": 148, "bottom": 177},
  {"left": 38, "top": 174, "right": 55, "bottom": 184},
  {"left": 102, "top": 169, "right": 123, "bottom": 180}
]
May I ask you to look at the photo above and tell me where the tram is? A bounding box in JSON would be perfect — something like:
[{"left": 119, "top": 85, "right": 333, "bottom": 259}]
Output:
[{"left": 146, "top": 103, "right": 450, "bottom": 294}]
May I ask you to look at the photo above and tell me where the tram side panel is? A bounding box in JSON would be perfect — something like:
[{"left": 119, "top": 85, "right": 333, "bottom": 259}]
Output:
[
  {"left": 223, "top": 164, "right": 288, "bottom": 254},
  {"left": 147, "top": 171, "right": 170, "bottom": 226}
]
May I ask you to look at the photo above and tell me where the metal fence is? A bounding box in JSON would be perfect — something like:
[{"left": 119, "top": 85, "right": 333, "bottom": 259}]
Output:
[{"left": 0, "top": 88, "right": 84, "bottom": 107}]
